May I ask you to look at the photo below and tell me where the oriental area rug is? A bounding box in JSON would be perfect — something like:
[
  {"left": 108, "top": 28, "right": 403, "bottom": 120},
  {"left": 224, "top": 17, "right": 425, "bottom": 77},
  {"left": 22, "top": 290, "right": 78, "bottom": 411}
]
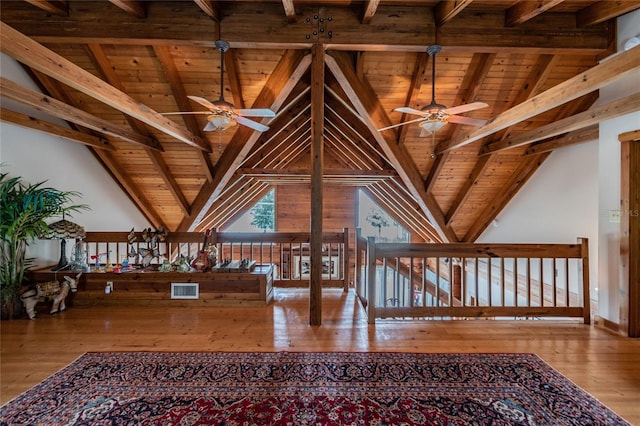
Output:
[{"left": 0, "top": 352, "right": 630, "bottom": 426}]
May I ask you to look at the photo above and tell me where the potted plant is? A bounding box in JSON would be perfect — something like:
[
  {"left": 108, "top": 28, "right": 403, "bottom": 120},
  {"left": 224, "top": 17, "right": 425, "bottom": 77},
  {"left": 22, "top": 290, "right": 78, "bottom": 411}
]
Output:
[{"left": 0, "top": 169, "right": 87, "bottom": 319}]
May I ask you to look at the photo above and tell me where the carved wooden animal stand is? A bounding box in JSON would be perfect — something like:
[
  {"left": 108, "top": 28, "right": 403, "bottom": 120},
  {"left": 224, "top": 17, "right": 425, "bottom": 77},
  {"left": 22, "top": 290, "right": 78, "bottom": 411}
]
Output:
[{"left": 20, "top": 273, "right": 81, "bottom": 319}]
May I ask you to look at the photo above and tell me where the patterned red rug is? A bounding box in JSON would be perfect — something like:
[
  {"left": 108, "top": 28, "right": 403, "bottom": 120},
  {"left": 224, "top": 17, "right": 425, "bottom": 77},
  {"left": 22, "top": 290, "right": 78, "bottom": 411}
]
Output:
[{"left": 0, "top": 351, "right": 629, "bottom": 425}]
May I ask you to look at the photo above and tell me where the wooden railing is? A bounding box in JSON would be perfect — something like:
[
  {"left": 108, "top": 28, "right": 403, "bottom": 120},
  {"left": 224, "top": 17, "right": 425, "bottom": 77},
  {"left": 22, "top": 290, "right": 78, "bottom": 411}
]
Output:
[
  {"left": 72, "top": 230, "right": 590, "bottom": 323},
  {"left": 362, "top": 237, "right": 591, "bottom": 324},
  {"left": 79, "top": 229, "right": 349, "bottom": 289}
]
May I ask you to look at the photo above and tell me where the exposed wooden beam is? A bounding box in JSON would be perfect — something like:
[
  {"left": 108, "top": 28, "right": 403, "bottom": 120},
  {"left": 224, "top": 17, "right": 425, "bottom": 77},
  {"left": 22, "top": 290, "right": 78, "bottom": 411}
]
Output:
[
  {"left": 153, "top": 45, "right": 215, "bottom": 182},
  {"left": 397, "top": 52, "right": 429, "bottom": 146},
  {"left": 434, "top": 0, "right": 473, "bottom": 26},
  {"left": 437, "top": 46, "right": 640, "bottom": 154},
  {"left": 85, "top": 43, "right": 192, "bottom": 217},
  {"left": 281, "top": 0, "right": 297, "bottom": 23},
  {"left": 193, "top": 0, "right": 221, "bottom": 21},
  {"left": 483, "top": 92, "right": 640, "bottom": 155},
  {"left": 224, "top": 48, "right": 246, "bottom": 110},
  {"left": 505, "top": 0, "right": 565, "bottom": 27},
  {"left": 577, "top": 0, "right": 640, "bottom": 26},
  {"left": 24, "top": 70, "right": 167, "bottom": 228},
  {"left": 0, "top": 21, "right": 208, "bottom": 151},
  {"left": 426, "top": 52, "right": 493, "bottom": 222},
  {"left": 23, "top": 0, "right": 67, "bottom": 16},
  {"left": 0, "top": 77, "right": 163, "bottom": 151},
  {"left": 524, "top": 125, "right": 599, "bottom": 155},
  {"left": 361, "top": 0, "right": 380, "bottom": 24},
  {"left": 325, "top": 51, "right": 457, "bottom": 242},
  {"left": 445, "top": 53, "right": 557, "bottom": 228},
  {"left": 0, "top": 108, "right": 115, "bottom": 151},
  {"left": 178, "top": 51, "right": 312, "bottom": 232},
  {"left": 0, "top": 2, "right": 613, "bottom": 54},
  {"left": 108, "top": 0, "right": 146, "bottom": 18}
]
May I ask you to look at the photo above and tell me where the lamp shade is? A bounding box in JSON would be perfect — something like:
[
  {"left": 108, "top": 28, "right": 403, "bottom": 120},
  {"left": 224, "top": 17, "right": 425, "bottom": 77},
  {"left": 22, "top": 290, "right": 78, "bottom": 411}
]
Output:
[
  {"left": 44, "top": 217, "right": 85, "bottom": 270},
  {"left": 420, "top": 120, "right": 445, "bottom": 133},
  {"left": 45, "top": 219, "right": 86, "bottom": 239}
]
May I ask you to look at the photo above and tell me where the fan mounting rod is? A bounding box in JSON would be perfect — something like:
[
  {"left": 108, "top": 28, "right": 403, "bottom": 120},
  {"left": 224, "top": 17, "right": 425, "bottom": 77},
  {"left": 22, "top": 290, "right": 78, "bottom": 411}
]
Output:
[
  {"left": 215, "top": 39, "right": 231, "bottom": 105},
  {"left": 425, "top": 44, "right": 444, "bottom": 110}
]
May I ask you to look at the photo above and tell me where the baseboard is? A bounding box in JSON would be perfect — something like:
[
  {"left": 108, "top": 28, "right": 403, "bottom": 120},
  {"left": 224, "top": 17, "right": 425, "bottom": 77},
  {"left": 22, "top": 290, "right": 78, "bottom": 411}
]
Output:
[{"left": 594, "top": 315, "right": 626, "bottom": 336}]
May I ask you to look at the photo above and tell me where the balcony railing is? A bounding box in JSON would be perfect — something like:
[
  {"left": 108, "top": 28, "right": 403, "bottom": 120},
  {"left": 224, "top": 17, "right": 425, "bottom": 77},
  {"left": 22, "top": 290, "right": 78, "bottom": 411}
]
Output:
[{"left": 358, "top": 236, "right": 590, "bottom": 324}]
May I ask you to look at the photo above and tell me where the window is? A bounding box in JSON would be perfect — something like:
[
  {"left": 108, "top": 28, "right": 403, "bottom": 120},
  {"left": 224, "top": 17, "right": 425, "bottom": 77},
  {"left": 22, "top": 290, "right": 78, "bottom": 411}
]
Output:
[
  {"left": 358, "top": 190, "right": 409, "bottom": 242},
  {"left": 225, "top": 189, "right": 275, "bottom": 232}
]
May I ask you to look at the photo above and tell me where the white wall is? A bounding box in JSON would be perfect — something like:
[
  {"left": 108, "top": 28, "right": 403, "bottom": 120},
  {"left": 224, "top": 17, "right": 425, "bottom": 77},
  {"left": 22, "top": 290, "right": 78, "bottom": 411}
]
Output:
[
  {"left": 480, "top": 9, "right": 640, "bottom": 324},
  {"left": 0, "top": 54, "right": 149, "bottom": 267},
  {"left": 478, "top": 141, "right": 599, "bottom": 309},
  {"left": 596, "top": 10, "right": 640, "bottom": 323}
]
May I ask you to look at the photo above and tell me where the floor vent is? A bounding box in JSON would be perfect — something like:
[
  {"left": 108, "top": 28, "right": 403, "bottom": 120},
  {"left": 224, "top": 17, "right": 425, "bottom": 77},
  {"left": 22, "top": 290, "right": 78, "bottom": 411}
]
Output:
[{"left": 171, "top": 283, "right": 199, "bottom": 299}]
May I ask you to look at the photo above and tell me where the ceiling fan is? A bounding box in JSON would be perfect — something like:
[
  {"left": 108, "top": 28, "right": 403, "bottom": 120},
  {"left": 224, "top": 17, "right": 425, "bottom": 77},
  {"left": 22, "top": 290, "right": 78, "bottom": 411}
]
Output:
[
  {"left": 163, "top": 40, "right": 275, "bottom": 132},
  {"left": 378, "top": 44, "right": 488, "bottom": 135}
]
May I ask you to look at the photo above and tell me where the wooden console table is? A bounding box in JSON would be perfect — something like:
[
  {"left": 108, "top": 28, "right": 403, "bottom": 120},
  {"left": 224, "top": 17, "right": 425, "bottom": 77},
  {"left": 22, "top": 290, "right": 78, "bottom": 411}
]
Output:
[{"left": 27, "top": 264, "right": 274, "bottom": 307}]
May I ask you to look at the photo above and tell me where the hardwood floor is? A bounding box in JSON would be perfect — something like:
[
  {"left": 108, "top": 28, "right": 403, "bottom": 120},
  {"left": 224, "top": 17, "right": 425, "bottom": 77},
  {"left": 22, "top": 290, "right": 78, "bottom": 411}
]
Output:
[{"left": 2, "top": 288, "right": 639, "bottom": 423}]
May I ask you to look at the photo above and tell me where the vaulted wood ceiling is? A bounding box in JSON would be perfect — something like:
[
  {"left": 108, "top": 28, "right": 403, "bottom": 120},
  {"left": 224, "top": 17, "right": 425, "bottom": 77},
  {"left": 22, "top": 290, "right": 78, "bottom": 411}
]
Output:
[{"left": 1, "top": 0, "right": 639, "bottom": 242}]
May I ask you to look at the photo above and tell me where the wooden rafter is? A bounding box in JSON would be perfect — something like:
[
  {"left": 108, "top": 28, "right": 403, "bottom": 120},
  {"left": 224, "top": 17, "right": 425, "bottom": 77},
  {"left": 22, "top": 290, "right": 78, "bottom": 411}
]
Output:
[
  {"left": 193, "top": 0, "right": 221, "bottom": 21},
  {"left": 0, "top": 22, "right": 208, "bottom": 151},
  {"left": 524, "top": 125, "right": 599, "bottom": 156},
  {"left": 23, "top": 0, "right": 67, "bottom": 16},
  {"left": 0, "top": 77, "right": 163, "bottom": 151},
  {"left": 178, "top": 51, "right": 312, "bottom": 232},
  {"left": 152, "top": 45, "right": 215, "bottom": 182},
  {"left": 361, "top": 0, "right": 380, "bottom": 24},
  {"left": 85, "top": 43, "right": 192, "bottom": 218},
  {"left": 434, "top": 0, "right": 473, "bottom": 27},
  {"left": 577, "top": 0, "right": 640, "bottom": 26},
  {"left": 23, "top": 70, "right": 167, "bottom": 228},
  {"left": 1, "top": 2, "right": 612, "bottom": 53},
  {"left": 436, "top": 46, "right": 640, "bottom": 154},
  {"left": 325, "top": 51, "right": 456, "bottom": 242},
  {"left": 444, "top": 53, "right": 557, "bottom": 227},
  {"left": 482, "top": 92, "right": 640, "bottom": 155},
  {"left": 504, "top": 0, "right": 565, "bottom": 27},
  {"left": 281, "top": 0, "right": 297, "bottom": 23},
  {"left": 0, "top": 108, "right": 114, "bottom": 151},
  {"left": 108, "top": 0, "right": 145, "bottom": 18}
]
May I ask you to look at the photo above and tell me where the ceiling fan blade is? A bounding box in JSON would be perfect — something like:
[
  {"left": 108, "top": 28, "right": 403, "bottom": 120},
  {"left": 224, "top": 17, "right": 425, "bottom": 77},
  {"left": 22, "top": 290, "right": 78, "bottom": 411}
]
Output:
[
  {"left": 187, "top": 95, "right": 218, "bottom": 111},
  {"left": 161, "top": 111, "right": 212, "bottom": 116},
  {"left": 445, "top": 102, "right": 488, "bottom": 115},
  {"left": 378, "top": 116, "right": 426, "bottom": 131},
  {"left": 235, "top": 116, "right": 270, "bottom": 132},
  {"left": 448, "top": 115, "right": 487, "bottom": 127},
  {"left": 235, "top": 108, "right": 276, "bottom": 118},
  {"left": 394, "top": 106, "right": 427, "bottom": 116}
]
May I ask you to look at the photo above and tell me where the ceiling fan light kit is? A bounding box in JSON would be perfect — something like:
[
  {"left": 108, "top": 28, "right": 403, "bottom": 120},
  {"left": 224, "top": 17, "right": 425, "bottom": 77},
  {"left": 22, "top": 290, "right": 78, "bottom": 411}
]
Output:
[
  {"left": 378, "top": 44, "right": 489, "bottom": 137},
  {"left": 163, "top": 39, "right": 275, "bottom": 133}
]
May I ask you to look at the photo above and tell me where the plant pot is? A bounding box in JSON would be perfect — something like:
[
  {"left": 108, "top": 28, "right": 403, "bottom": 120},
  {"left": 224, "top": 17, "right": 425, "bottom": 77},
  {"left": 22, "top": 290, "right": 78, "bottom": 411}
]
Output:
[{"left": 1, "top": 298, "right": 24, "bottom": 320}]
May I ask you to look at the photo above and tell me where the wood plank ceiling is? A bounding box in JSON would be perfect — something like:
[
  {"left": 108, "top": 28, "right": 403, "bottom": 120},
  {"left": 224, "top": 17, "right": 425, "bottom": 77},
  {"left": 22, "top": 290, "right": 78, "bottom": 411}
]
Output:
[{"left": 1, "top": 0, "right": 639, "bottom": 242}]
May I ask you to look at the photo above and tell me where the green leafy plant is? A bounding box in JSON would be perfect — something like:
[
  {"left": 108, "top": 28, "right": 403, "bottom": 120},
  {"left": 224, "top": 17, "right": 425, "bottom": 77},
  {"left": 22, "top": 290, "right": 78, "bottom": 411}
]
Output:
[{"left": 0, "top": 169, "right": 87, "bottom": 305}]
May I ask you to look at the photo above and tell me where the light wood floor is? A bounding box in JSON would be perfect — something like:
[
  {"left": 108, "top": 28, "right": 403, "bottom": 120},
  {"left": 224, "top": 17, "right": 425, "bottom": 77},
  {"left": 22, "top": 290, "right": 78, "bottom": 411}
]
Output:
[{"left": 2, "top": 288, "right": 639, "bottom": 423}]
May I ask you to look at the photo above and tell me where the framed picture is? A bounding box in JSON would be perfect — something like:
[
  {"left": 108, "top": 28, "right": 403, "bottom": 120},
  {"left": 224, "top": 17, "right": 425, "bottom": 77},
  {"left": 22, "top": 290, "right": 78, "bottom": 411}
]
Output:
[{"left": 293, "top": 255, "right": 338, "bottom": 279}]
